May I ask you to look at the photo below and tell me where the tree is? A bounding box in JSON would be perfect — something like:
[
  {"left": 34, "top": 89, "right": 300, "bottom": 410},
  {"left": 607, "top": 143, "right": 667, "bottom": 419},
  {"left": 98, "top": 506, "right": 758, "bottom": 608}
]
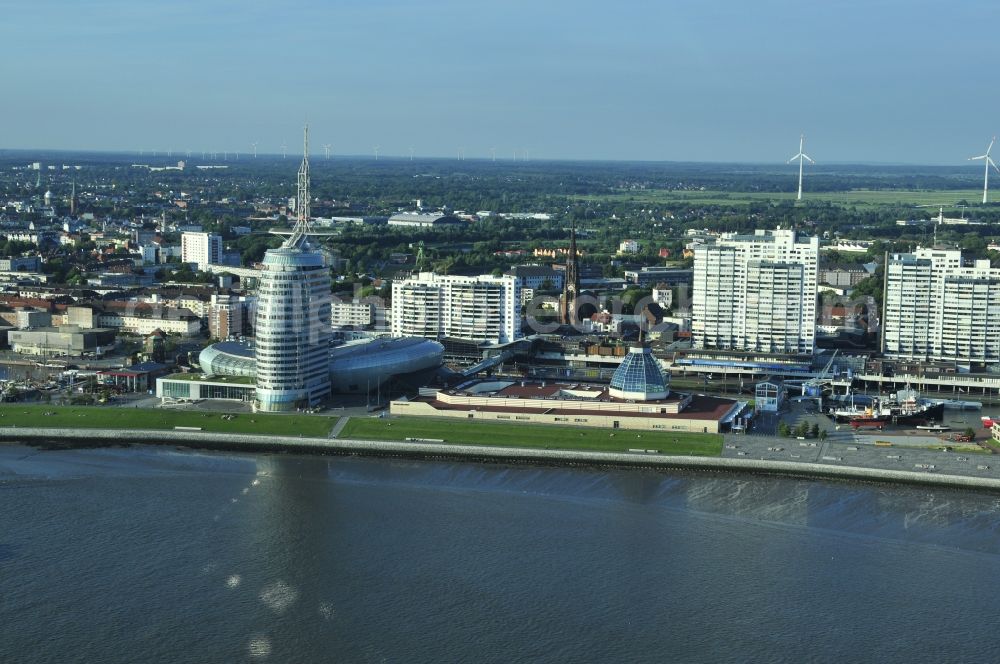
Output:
[
  {"left": 818, "top": 429, "right": 828, "bottom": 441},
  {"left": 778, "top": 422, "right": 791, "bottom": 437},
  {"left": 795, "top": 421, "right": 810, "bottom": 438},
  {"left": 810, "top": 422, "right": 820, "bottom": 438}
]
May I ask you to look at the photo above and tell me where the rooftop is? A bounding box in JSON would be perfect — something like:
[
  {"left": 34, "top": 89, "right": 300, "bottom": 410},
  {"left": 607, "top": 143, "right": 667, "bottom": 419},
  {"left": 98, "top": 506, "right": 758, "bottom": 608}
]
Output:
[{"left": 163, "top": 372, "right": 255, "bottom": 384}]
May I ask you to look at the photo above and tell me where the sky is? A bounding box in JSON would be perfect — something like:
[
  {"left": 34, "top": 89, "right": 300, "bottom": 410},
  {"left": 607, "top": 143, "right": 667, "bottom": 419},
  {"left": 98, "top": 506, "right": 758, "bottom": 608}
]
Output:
[{"left": 2, "top": 0, "right": 998, "bottom": 163}]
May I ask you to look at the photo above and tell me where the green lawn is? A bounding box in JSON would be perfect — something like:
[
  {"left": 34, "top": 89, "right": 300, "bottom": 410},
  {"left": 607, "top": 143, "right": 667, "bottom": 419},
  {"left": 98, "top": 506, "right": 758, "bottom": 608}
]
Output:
[
  {"left": 575, "top": 188, "right": 985, "bottom": 209},
  {"left": 0, "top": 405, "right": 336, "bottom": 437},
  {"left": 340, "top": 416, "right": 723, "bottom": 456}
]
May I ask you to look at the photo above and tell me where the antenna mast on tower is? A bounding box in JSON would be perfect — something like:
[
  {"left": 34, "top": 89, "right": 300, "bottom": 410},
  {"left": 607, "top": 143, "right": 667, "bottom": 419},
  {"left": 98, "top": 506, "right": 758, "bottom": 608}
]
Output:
[{"left": 285, "top": 124, "right": 311, "bottom": 248}]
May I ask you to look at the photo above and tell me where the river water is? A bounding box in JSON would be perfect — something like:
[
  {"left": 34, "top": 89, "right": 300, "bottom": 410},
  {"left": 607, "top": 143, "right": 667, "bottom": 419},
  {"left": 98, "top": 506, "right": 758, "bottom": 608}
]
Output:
[{"left": 2, "top": 443, "right": 1000, "bottom": 663}]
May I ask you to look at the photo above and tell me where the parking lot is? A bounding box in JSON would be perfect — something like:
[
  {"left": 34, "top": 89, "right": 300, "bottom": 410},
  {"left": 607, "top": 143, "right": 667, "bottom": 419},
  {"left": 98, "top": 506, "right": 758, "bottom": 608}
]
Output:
[{"left": 726, "top": 400, "right": 999, "bottom": 480}]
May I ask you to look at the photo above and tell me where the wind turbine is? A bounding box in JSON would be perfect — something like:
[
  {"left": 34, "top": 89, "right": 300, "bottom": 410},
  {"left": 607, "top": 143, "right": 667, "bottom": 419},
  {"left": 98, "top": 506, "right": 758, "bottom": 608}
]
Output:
[
  {"left": 373, "top": 145, "right": 380, "bottom": 161},
  {"left": 968, "top": 137, "right": 1000, "bottom": 204},
  {"left": 251, "top": 141, "right": 258, "bottom": 158},
  {"left": 409, "top": 146, "right": 414, "bottom": 161},
  {"left": 491, "top": 147, "right": 496, "bottom": 162},
  {"left": 787, "top": 134, "right": 814, "bottom": 201},
  {"left": 281, "top": 142, "right": 287, "bottom": 159},
  {"left": 323, "top": 144, "right": 332, "bottom": 159}
]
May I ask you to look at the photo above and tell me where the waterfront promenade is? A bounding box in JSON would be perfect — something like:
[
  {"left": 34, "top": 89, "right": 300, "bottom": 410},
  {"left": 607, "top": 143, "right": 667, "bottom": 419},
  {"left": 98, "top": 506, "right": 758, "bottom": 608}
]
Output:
[{"left": 2, "top": 425, "right": 1000, "bottom": 493}]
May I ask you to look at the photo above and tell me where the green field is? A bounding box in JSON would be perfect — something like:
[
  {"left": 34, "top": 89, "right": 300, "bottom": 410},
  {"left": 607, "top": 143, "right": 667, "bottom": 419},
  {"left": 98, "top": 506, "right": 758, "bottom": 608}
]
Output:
[
  {"left": 575, "top": 188, "right": 985, "bottom": 209},
  {"left": 0, "top": 405, "right": 335, "bottom": 437},
  {"left": 339, "top": 416, "right": 723, "bottom": 456}
]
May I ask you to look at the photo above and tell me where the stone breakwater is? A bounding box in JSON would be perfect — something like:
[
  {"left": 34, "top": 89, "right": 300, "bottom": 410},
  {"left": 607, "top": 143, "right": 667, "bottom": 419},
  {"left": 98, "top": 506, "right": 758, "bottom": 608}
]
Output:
[{"left": 3, "top": 426, "right": 1000, "bottom": 492}]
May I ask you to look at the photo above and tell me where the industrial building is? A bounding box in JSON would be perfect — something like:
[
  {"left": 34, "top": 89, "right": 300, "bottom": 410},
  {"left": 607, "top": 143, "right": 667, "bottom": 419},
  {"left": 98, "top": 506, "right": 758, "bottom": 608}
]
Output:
[
  {"left": 8, "top": 325, "right": 116, "bottom": 356},
  {"left": 387, "top": 212, "right": 465, "bottom": 228}
]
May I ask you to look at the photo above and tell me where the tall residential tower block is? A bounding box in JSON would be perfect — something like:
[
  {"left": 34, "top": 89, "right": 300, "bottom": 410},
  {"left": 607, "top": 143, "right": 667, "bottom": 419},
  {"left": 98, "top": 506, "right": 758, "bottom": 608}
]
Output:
[{"left": 692, "top": 229, "right": 819, "bottom": 354}]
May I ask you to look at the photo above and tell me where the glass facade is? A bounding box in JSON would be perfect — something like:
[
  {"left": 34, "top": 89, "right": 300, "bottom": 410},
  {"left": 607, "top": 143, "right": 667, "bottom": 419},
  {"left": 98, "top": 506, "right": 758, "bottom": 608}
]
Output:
[
  {"left": 608, "top": 346, "right": 669, "bottom": 401},
  {"left": 254, "top": 245, "right": 332, "bottom": 411},
  {"left": 161, "top": 381, "right": 192, "bottom": 399}
]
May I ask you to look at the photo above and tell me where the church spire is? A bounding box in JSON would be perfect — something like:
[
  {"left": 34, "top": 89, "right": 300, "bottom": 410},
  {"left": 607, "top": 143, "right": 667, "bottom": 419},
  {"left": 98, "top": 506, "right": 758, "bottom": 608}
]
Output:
[{"left": 560, "top": 219, "right": 580, "bottom": 325}]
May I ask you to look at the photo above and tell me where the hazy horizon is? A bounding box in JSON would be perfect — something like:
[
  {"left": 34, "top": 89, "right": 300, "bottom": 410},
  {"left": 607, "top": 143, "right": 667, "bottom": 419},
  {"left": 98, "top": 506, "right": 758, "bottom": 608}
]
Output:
[{"left": 3, "top": 1, "right": 998, "bottom": 164}]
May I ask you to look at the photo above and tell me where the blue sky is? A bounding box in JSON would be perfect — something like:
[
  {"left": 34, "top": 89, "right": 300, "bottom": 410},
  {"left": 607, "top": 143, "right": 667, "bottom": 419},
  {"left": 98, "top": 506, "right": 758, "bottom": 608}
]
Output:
[{"left": 2, "top": 0, "right": 997, "bottom": 163}]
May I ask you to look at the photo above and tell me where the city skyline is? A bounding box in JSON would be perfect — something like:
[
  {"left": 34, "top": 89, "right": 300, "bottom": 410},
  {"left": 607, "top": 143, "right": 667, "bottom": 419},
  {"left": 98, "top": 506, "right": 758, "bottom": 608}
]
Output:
[{"left": 2, "top": 1, "right": 998, "bottom": 163}]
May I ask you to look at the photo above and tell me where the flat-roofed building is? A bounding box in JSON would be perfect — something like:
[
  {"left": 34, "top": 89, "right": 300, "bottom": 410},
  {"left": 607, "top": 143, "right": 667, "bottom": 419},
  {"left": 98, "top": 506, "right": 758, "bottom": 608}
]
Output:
[
  {"left": 391, "top": 272, "right": 521, "bottom": 344},
  {"left": 883, "top": 248, "right": 1000, "bottom": 363},
  {"left": 8, "top": 325, "right": 116, "bottom": 356},
  {"left": 387, "top": 212, "right": 464, "bottom": 228},
  {"left": 331, "top": 299, "right": 375, "bottom": 328},
  {"left": 181, "top": 232, "right": 222, "bottom": 270},
  {"left": 391, "top": 379, "right": 743, "bottom": 433},
  {"left": 693, "top": 229, "right": 818, "bottom": 354}
]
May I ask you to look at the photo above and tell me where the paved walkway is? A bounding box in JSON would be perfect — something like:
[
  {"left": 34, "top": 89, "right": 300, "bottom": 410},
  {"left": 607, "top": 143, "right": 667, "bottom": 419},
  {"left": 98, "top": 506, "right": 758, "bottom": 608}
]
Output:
[{"left": 329, "top": 416, "right": 350, "bottom": 438}]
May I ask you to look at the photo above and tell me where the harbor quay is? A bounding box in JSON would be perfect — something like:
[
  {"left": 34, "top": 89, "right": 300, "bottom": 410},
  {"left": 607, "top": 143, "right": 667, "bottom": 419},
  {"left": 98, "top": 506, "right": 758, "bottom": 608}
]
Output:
[{"left": 3, "top": 425, "right": 1000, "bottom": 493}]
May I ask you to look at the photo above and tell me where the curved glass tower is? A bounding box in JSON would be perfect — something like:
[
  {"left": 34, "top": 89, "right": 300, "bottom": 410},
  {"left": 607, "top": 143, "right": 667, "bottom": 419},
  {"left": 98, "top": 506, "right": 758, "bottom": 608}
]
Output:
[{"left": 254, "top": 125, "right": 332, "bottom": 411}]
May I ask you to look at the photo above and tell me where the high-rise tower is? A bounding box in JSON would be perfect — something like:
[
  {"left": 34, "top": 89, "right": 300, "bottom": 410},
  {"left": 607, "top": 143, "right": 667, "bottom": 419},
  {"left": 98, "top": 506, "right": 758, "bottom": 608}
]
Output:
[
  {"left": 559, "top": 220, "right": 580, "bottom": 325},
  {"left": 254, "top": 124, "right": 332, "bottom": 411}
]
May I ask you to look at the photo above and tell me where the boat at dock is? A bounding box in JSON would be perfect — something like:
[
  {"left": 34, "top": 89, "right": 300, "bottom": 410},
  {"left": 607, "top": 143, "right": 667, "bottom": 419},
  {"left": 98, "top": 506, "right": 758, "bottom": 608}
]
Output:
[
  {"left": 915, "top": 424, "right": 950, "bottom": 432},
  {"left": 830, "top": 387, "right": 945, "bottom": 426}
]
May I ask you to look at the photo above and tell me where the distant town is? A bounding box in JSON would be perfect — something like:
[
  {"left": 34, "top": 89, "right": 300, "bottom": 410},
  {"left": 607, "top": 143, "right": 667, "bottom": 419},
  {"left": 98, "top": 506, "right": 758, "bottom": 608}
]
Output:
[{"left": 2, "top": 141, "right": 1000, "bottom": 464}]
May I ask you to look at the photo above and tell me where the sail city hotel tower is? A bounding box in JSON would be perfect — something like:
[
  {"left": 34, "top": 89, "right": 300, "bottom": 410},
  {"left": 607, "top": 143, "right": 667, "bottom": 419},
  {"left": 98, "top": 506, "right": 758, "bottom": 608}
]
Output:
[{"left": 254, "top": 126, "right": 333, "bottom": 411}]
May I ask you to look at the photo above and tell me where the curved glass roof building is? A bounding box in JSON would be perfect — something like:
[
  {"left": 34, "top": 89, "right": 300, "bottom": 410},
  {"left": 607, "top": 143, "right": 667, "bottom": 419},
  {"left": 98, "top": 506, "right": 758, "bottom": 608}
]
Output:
[
  {"left": 199, "top": 337, "right": 444, "bottom": 395},
  {"left": 608, "top": 345, "right": 670, "bottom": 401}
]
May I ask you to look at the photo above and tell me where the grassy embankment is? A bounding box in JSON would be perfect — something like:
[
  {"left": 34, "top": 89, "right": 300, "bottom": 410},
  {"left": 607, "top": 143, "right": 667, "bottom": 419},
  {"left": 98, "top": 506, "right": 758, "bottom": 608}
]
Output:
[
  {"left": 0, "top": 405, "right": 335, "bottom": 437},
  {"left": 339, "top": 416, "right": 723, "bottom": 456}
]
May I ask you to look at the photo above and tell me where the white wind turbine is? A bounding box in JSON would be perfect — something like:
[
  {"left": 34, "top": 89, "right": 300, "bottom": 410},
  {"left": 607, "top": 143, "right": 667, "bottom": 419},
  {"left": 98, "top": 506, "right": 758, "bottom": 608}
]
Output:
[
  {"left": 968, "top": 137, "right": 1000, "bottom": 204},
  {"left": 251, "top": 141, "right": 258, "bottom": 158},
  {"left": 323, "top": 144, "right": 332, "bottom": 159},
  {"left": 373, "top": 145, "right": 380, "bottom": 161},
  {"left": 788, "top": 134, "right": 814, "bottom": 201}
]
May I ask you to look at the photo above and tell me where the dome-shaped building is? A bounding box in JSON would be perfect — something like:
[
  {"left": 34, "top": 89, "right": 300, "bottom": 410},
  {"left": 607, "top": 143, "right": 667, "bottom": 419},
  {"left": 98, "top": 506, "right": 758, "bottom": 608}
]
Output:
[{"left": 608, "top": 344, "right": 669, "bottom": 401}]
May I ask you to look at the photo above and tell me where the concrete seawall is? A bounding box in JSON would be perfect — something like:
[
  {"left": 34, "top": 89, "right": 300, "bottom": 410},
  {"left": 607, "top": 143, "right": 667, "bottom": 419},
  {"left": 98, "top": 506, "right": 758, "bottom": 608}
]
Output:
[{"left": 3, "top": 426, "right": 1000, "bottom": 492}]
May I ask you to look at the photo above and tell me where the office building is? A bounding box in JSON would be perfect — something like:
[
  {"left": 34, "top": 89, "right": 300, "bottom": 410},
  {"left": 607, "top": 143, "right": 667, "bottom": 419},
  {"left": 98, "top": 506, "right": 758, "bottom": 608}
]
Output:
[
  {"left": 181, "top": 232, "right": 222, "bottom": 271},
  {"left": 208, "top": 294, "right": 256, "bottom": 340},
  {"left": 391, "top": 272, "right": 522, "bottom": 344},
  {"left": 254, "top": 126, "right": 333, "bottom": 411},
  {"left": 692, "top": 229, "right": 819, "bottom": 354},
  {"left": 882, "top": 248, "right": 1000, "bottom": 364},
  {"left": 331, "top": 299, "right": 375, "bottom": 328}
]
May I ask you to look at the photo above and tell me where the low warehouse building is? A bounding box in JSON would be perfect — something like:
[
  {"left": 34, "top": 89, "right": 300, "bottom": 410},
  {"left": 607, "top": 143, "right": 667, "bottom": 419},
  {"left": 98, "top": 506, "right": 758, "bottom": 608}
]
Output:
[{"left": 391, "top": 379, "right": 744, "bottom": 433}]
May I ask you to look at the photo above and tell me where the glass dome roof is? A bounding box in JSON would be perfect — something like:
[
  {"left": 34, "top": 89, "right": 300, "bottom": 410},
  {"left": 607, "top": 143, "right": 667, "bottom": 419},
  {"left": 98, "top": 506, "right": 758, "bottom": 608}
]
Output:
[{"left": 609, "top": 345, "right": 669, "bottom": 401}]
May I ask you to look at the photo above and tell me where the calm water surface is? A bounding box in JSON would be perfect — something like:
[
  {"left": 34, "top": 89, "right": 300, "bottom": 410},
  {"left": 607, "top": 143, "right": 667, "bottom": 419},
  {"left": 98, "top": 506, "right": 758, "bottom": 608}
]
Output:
[{"left": 2, "top": 443, "right": 1000, "bottom": 663}]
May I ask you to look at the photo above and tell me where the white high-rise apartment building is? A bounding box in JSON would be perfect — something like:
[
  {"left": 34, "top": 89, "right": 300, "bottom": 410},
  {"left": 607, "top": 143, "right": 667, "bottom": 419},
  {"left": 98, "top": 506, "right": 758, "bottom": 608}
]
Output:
[
  {"left": 181, "top": 232, "right": 222, "bottom": 271},
  {"left": 883, "top": 248, "right": 1000, "bottom": 363},
  {"left": 692, "top": 229, "right": 819, "bottom": 354},
  {"left": 392, "top": 272, "right": 522, "bottom": 344}
]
